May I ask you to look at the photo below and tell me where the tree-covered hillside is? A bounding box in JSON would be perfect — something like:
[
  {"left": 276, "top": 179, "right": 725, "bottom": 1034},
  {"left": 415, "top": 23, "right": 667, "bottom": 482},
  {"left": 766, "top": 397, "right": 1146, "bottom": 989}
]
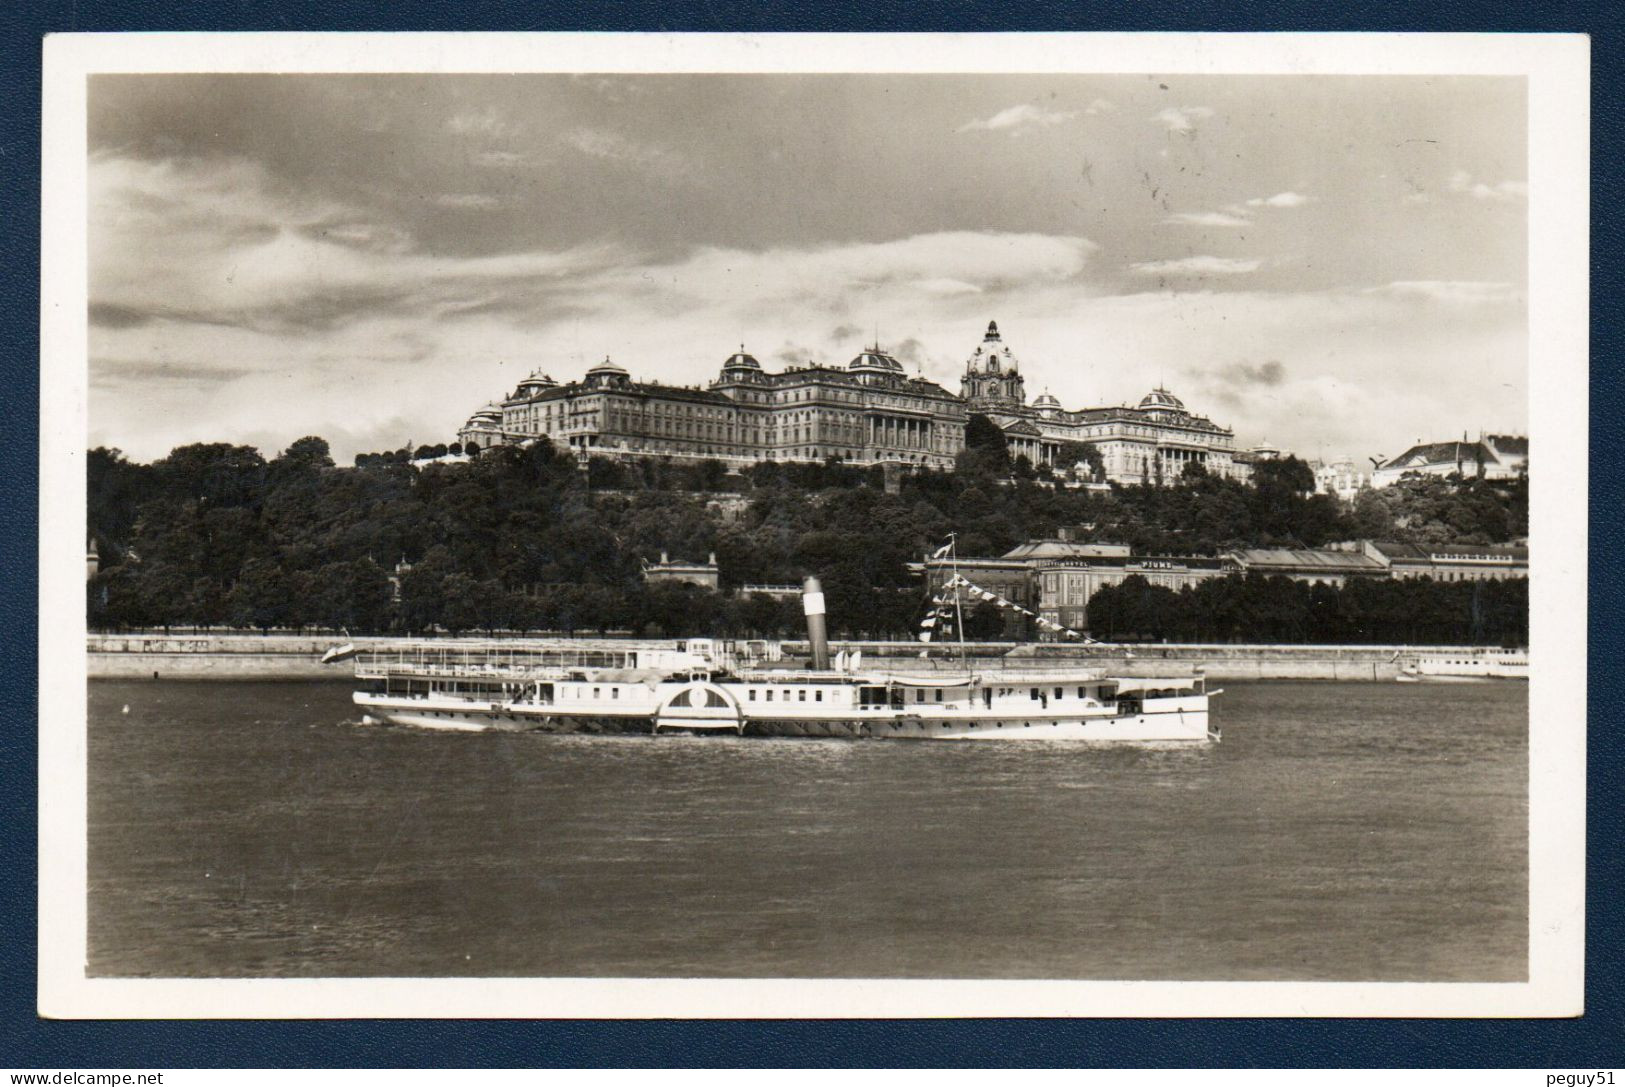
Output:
[{"left": 87, "top": 436, "right": 1527, "bottom": 639}]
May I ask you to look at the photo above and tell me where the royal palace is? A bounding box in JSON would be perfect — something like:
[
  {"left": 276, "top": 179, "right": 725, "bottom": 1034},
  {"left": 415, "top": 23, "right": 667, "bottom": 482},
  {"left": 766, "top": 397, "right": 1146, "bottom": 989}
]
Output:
[{"left": 458, "top": 321, "right": 1240, "bottom": 483}]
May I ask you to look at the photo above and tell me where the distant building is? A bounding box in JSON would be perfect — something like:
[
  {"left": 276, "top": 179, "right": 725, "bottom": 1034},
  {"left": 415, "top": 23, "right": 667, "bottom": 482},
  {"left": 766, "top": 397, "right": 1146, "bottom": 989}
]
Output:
[
  {"left": 1229, "top": 440, "right": 1285, "bottom": 484},
  {"left": 737, "top": 584, "right": 803, "bottom": 600},
  {"left": 959, "top": 321, "right": 1240, "bottom": 483},
  {"left": 1313, "top": 457, "right": 1371, "bottom": 501},
  {"left": 642, "top": 551, "right": 720, "bottom": 590},
  {"left": 1036, "top": 553, "right": 1229, "bottom": 634},
  {"left": 918, "top": 535, "right": 1527, "bottom": 638},
  {"left": 1372, "top": 434, "right": 1527, "bottom": 487},
  {"left": 462, "top": 347, "right": 966, "bottom": 470},
  {"left": 1222, "top": 548, "right": 1389, "bottom": 587},
  {"left": 389, "top": 557, "right": 412, "bottom": 604},
  {"left": 1359, "top": 540, "right": 1528, "bottom": 582}
]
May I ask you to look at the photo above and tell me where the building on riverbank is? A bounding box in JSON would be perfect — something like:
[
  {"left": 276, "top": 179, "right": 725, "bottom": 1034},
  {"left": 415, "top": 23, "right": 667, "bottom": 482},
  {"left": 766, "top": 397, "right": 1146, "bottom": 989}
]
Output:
[
  {"left": 917, "top": 536, "right": 1525, "bottom": 637},
  {"left": 642, "top": 551, "right": 720, "bottom": 590},
  {"left": 1357, "top": 540, "right": 1529, "bottom": 582}
]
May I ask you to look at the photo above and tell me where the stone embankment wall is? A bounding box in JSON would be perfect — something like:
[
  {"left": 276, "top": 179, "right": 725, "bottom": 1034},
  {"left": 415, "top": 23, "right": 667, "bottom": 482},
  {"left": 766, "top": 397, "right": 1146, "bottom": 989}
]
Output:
[
  {"left": 87, "top": 633, "right": 1454, "bottom": 681},
  {"left": 795, "top": 641, "right": 1419, "bottom": 681}
]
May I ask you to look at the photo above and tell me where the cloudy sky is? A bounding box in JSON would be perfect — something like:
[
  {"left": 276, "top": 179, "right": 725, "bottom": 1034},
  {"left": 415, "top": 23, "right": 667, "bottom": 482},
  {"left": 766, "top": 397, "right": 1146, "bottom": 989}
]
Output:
[{"left": 88, "top": 72, "right": 1528, "bottom": 464}]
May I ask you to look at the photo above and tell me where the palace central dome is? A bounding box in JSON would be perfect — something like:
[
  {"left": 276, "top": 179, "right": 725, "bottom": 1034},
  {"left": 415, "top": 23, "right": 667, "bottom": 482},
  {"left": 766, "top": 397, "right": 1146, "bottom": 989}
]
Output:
[
  {"left": 1139, "top": 387, "right": 1186, "bottom": 412},
  {"left": 848, "top": 346, "right": 905, "bottom": 373}
]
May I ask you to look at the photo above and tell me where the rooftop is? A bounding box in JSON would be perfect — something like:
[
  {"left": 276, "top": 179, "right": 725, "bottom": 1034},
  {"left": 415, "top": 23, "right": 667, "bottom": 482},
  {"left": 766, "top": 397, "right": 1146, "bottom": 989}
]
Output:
[{"left": 1228, "top": 548, "right": 1387, "bottom": 572}]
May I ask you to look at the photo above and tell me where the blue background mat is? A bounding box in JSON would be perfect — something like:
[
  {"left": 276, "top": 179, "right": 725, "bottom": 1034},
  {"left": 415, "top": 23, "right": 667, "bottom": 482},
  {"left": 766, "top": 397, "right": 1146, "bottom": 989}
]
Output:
[{"left": 3, "top": 2, "right": 1618, "bottom": 1067}]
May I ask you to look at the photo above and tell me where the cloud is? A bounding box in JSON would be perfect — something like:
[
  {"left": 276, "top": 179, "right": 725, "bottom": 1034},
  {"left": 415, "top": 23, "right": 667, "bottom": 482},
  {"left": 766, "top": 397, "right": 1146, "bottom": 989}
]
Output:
[
  {"left": 1447, "top": 170, "right": 1527, "bottom": 202},
  {"left": 1368, "top": 280, "right": 1521, "bottom": 305},
  {"left": 1152, "top": 106, "right": 1214, "bottom": 133},
  {"left": 912, "top": 277, "right": 983, "bottom": 295},
  {"left": 434, "top": 193, "right": 501, "bottom": 209},
  {"left": 1214, "top": 359, "right": 1287, "bottom": 387},
  {"left": 89, "top": 302, "right": 156, "bottom": 329},
  {"left": 890, "top": 337, "right": 928, "bottom": 366},
  {"left": 1246, "top": 191, "right": 1312, "bottom": 209},
  {"left": 959, "top": 104, "right": 1076, "bottom": 134},
  {"left": 89, "top": 165, "right": 1103, "bottom": 461},
  {"left": 561, "top": 127, "right": 697, "bottom": 181},
  {"left": 472, "top": 149, "right": 529, "bottom": 168},
  {"left": 446, "top": 109, "right": 518, "bottom": 141},
  {"left": 620, "top": 232, "right": 1098, "bottom": 310},
  {"left": 1163, "top": 211, "right": 1252, "bottom": 228},
  {"left": 91, "top": 152, "right": 624, "bottom": 335},
  {"left": 1130, "top": 256, "right": 1262, "bottom": 276}
]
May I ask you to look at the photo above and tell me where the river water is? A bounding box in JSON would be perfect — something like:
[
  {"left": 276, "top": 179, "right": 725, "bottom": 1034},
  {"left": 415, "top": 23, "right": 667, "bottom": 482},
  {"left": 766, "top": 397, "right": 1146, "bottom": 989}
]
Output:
[{"left": 87, "top": 678, "right": 1525, "bottom": 980}]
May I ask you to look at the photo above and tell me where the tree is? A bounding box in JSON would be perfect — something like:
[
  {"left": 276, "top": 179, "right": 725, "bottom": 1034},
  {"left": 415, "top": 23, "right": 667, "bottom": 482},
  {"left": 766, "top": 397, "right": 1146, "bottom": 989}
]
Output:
[
  {"left": 227, "top": 559, "right": 291, "bottom": 631},
  {"left": 1054, "top": 441, "right": 1105, "bottom": 482},
  {"left": 307, "top": 559, "right": 394, "bottom": 631},
  {"left": 958, "top": 415, "right": 1011, "bottom": 476},
  {"left": 155, "top": 442, "right": 267, "bottom": 509},
  {"left": 281, "top": 436, "right": 334, "bottom": 469}
]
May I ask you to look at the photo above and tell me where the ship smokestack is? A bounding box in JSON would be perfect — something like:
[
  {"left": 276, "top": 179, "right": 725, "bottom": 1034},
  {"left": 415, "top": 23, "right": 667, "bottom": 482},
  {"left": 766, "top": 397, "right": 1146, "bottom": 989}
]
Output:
[{"left": 802, "top": 576, "right": 830, "bottom": 671}]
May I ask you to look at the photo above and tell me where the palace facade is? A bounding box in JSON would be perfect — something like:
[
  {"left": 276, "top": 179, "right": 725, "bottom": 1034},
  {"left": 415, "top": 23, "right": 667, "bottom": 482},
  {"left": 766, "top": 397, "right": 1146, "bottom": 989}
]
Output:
[
  {"left": 959, "top": 321, "right": 1239, "bottom": 483},
  {"left": 460, "top": 347, "right": 966, "bottom": 469},
  {"left": 457, "top": 320, "right": 1240, "bottom": 481}
]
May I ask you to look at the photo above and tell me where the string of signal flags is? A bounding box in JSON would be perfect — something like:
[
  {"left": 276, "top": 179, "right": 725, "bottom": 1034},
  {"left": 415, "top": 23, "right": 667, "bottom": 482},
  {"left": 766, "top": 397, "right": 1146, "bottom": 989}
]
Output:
[{"left": 919, "top": 533, "right": 1092, "bottom": 644}]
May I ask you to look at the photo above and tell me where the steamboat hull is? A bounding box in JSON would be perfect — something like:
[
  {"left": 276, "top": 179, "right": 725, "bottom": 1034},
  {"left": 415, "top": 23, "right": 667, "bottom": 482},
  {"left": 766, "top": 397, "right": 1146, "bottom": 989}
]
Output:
[{"left": 355, "top": 694, "right": 1213, "bottom": 742}]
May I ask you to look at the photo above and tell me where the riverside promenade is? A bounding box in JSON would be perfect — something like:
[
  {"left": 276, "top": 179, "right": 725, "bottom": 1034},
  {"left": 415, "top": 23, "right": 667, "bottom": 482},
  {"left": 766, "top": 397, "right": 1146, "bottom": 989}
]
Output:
[{"left": 82, "top": 633, "right": 1475, "bottom": 681}]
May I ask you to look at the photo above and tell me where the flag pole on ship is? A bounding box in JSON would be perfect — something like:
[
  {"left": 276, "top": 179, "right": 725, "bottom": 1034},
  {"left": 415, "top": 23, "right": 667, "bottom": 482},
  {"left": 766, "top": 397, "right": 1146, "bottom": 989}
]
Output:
[{"left": 948, "top": 532, "right": 968, "bottom": 670}]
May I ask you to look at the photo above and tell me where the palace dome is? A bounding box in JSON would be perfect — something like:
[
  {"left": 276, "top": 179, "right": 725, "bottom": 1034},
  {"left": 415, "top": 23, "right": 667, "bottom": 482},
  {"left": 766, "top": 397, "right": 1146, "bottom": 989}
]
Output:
[
  {"left": 587, "top": 356, "right": 628, "bottom": 377},
  {"left": 515, "top": 370, "right": 557, "bottom": 395},
  {"left": 1033, "top": 391, "right": 1062, "bottom": 410},
  {"left": 848, "top": 346, "right": 904, "bottom": 373},
  {"left": 469, "top": 402, "right": 502, "bottom": 424},
  {"left": 1139, "top": 387, "right": 1186, "bottom": 412},
  {"left": 721, "top": 348, "right": 761, "bottom": 371}
]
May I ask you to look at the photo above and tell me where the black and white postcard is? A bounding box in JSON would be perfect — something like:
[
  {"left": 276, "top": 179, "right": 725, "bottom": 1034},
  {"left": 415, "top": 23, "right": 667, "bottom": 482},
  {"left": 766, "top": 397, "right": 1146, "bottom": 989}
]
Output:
[{"left": 39, "top": 32, "right": 1588, "bottom": 1018}]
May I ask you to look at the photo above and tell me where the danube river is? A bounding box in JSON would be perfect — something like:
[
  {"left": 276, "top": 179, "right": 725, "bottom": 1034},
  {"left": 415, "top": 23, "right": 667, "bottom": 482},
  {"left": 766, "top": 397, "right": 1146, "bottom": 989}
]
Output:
[{"left": 87, "top": 679, "right": 1526, "bottom": 980}]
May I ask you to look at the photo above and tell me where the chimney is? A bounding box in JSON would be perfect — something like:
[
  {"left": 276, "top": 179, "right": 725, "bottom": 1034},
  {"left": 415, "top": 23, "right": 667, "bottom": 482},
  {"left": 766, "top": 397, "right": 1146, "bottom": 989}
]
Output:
[
  {"left": 802, "top": 576, "right": 830, "bottom": 671},
  {"left": 659, "top": 550, "right": 668, "bottom": 564}
]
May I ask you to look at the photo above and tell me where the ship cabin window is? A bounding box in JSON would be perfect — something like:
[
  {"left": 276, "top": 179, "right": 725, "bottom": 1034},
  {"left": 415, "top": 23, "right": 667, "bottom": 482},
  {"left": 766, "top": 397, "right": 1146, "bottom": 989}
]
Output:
[
  {"left": 934, "top": 689, "right": 943, "bottom": 703},
  {"left": 1077, "top": 687, "right": 1087, "bottom": 699},
  {"left": 916, "top": 689, "right": 926, "bottom": 702},
  {"left": 611, "top": 687, "right": 618, "bottom": 699},
  {"left": 1054, "top": 687, "right": 1064, "bottom": 700},
  {"left": 1030, "top": 687, "right": 1041, "bottom": 701},
  {"left": 592, "top": 687, "right": 600, "bottom": 699},
  {"left": 815, "top": 691, "right": 823, "bottom": 702},
  {"left": 765, "top": 690, "right": 774, "bottom": 702},
  {"left": 748, "top": 689, "right": 757, "bottom": 701},
  {"left": 799, "top": 690, "right": 807, "bottom": 702},
  {"left": 858, "top": 686, "right": 887, "bottom": 708}
]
